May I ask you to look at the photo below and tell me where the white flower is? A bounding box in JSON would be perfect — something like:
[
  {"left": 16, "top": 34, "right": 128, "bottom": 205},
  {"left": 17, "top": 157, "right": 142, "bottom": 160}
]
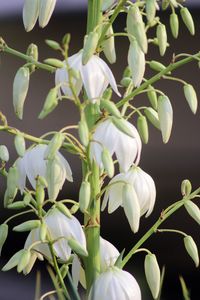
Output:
[
  {"left": 102, "top": 166, "right": 156, "bottom": 232},
  {"left": 90, "top": 119, "right": 142, "bottom": 172},
  {"left": 88, "top": 267, "right": 141, "bottom": 300},
  {"left": 15, "top": 144, "right": 73, "bottom": 200},
  {"left": 72, "top": 237, "right": 120, "bottom": 288},
  {"left": 24, "top": 208, "right": 87, "bottom": 265},
  {"left": 55, "top": 51, "right": 120, "bottom": 103}
]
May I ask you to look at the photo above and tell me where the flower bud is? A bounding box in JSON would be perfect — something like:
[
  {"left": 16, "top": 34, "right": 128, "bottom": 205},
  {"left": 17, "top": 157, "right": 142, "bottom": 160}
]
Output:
[
  {"left": 157, "top": 95, "right": 173, "bottom": 143},
  {"left": 184, "top": 201, "right": 200, "bottom": 225},
  {"left": 146, "top": 0, "right": 156, "bottom": 23},
  {"left": 128, "top": 40, "right": 145, "bottom": 87},
  {"left": 147, "top": 85, "right": 157, "bottom": 110},
  {"left": 38, "top": 87, "right": 58, "bottom": 119},
  {"left": 56, "top": 202, "right": 73, "bottom": 219},
  {"left": 78, "top": 118, "right": 90, "bottom": 147},
  {"left": 2, "top": 249, "right": 24, "bottom": 271},
  {"left": 144, "top": 253, "right": 161, "bottom": 299},
  {"left": 60, "top": 264, "right": 69, "bottom": 279},
  {"left": 111, "top": 117, "right": 135, "bottom": 138},
  {"left": 39, "top": 0, "right": 56, "bottom": 28},
  {"left": 82, "top": 31, "right": 99, "bottom": 65},
  {"left": 170, "top": 13, "right": 179, "bottom": 39},
  {"left": 70, "top": 203, "right": 79, "bottom": 214},
  {"left": 0, "top": 224, "right": 8, "bottom": 255},
  {"left": 36, "top": 185, "right": 45, "bottom": 206},
  {"left": 102, "top": 88, "right": 113, "bottom": 101},
  {"left": 4, "top": 189, "right": 17, "bottom": 208},
  {"left": 120, "top": 77, "right": 132, "bottom": 88},
  {"left": 17, "top": 249, "right": 31, "bottom": 273},
  {"left": 45, "top": 39, "right": 61, "bottom": 50},
  {"left": 184, "top": 236, "right": 199, "bottom": 267},
  {"left": 7, "top": 201, "right": 26, "bottom": 210},
  {"left": 23, "top": 0, "right": 39, "bottom": 32},
  {"left": 100, "top": 99, "right": 121, "bottom": 118},
  {"left": 162, "top": 0, "right": 169, "bottom": 10},
  {"left": 13, "top": 67, "right": 30, "bottom": 120},
  {"left": 0, "top": 145, "right": 9, "bottom": 162},
  {"left": 102, "top": 25, "right": 116, "bottom": 64},
  {"left": 40, "top": 222, "right": 47, "bottom": 242},
  {"left": 137, "top": 115, "right": 149, "bottom": 144},
  {"left": 26, "top": 43, "right": 39, "bottom": 72},
  {"left": 79, "top": 181, "right": 91, "bottom": 212},
  {"left": 127, "top": 5, "right": 148, "bottom": 53},
  {"left": 181, "top": 179, "right": 192, "bottom": 197},
  {"left": 14, "top": 134, "right": 26, "bottom": 157},
  {"left": 180, "top": 7, "right": 195, "bottom": 35},
  {"left": 45, "top": 132, "right": 64, "bottom": 160},
  {"left": 156, "top": 24, "right": 167, "bottom": 56},
  {"left": 7, "top": 167, "right": 18, "bottom": 199},
  {"left": 144, "top": 107, "right": 160, "bottom": 130},
  {"left": 183, "top": 84, "right": 198, "bottom": 114},
  {"left": 46, "top": 158, "right": 63, "bottom": 200},
  {"left": 122, "top": 184, "right": 140, "bottom": 233},
  {"left": 68, "top": 237, "right": 88, "bottom": 257},
  {"left": 13, "top": 220, "right": 41, "bottom": 232},
  {"left": 44, "top": 58, "right": 64, "bottom": 68},
  {"left": 23, "top": 193, "right": 32, "bottom": 206},
  {"left": 101, "top": 147, "right": 114, "bottom": 178},
  {"left": 149, "top": 60, "right": 166, "bottom": 72}
]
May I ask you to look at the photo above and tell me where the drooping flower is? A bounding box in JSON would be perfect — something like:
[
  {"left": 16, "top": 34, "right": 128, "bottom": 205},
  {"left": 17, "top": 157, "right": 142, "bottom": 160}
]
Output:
[
  {"left": 72, "top": 237, "right": 120, "bottom": 288},
  {"left": 15, "top": 144, "right": 73, "bottom": 200},
  {"left": 102, "top": 166, "right": 156, "bottom": 232},
  {"left": 24, "top": 208, "right": 87, "bottom": 273},
  {"left": 90, "top": 119, "right": 142, "bottom": 172},
  {"left": 88, "top": 266, "right": 141, "bottom": 300},
  {"left": 55, "top": 51, "right": 120, "bottom": 103}
]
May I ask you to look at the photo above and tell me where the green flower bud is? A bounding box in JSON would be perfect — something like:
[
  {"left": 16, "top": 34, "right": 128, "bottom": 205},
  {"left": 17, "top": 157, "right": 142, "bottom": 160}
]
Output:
[
  {"left": 157, "top": 95, "right": 173, "bottom": 143},
  {"left": 7, "top": 167, "right": 19, "bottom": 199},
  {"left": 144, "top": 107, "right": 160, "bottom": 130},
  {"left": 170, "top": 13, "right": 179, "bottom": 39},
  {"left": 127, "top": 5, "right": 148, "bottom": 53},
  {"left": 128, "top": 40, "right": 145, "bottom": 87},
  {"left": 184, "top": 236, "right": 199, "bottom": 267},
  {"left": 120, "top": 77, "right": 132, "bottom": 88},
  {"left": 13, "top": 67, "right": 30, "bottom": 120},
  {"left": 45, "top": 132, "right": 64, "bottom": 160},
  {"left": 79, "top": 181, "right": 91, "bottom": 212},
  {"left": 181, "top": 179, "right": 192, "bottom": 197},
  {"left": 60, "top": 264, "right": 69, "bottom": 279},
  {"left": 147, "top": 85, "right": 157, "bottom": 110},
  {"left": 38, "top": 87, "right": 58, "bottom": 119},
  {"left": 44, "top": 58, "right": 64, "bottom": 68},
  {"left": 102, "top": 25, "right": 116, "bottom": 64},
  {"left": 102, "top": 88, "right": 113, "bottom": 101},
  {"left": 0, "top": 145, "right": 9, "bottom": 162},
  {"left": 111, "top": 117, "right": 135, "bottom": 138},
  {"left": 23, "top": 0, "right": 39, "bottom": 32},
  {"left": 149, "top": 60, "right": 166, "bottom": 72},
  {"left": 40, "top": 222, "right": 47, "bottom": 242},
  {"left": 146, "top": 0, "right": 157, "bottom": 23},
  {"left": 100, "top": 99, "right": 121, "bottom": 118},
  {"left": 4, "top": 189, "right": 17, "bottom": 208},
  {"left": 7, "top": 201, "right": 26, "bottom": 210},
  {"left": 180, "top": 7, "right": 195, "bottom": 35},
  {"left": 82, "top": 31, "right": 99, "bottom": 65},
  {"left": 101, "top": 147, "right": 114, "bottom": 178},
  {"left": 2, "top": 249, "right": 24, "bottom": 271},
  {"left": 17, "top": 249, "right": 31, "bottom": 273},
  {"left": 45, "top": 39, "right": 61, "bottom": 50},
  {"left": 162, "top": 0, "right": 169, "bottom": 10},
  {"left": 14, "top": 134, "right": 26, "bottom": 157},
  {"left": 184, "top": 201, "right": 200, "bottom": 225},
  {"left": 39, "top": 0, "right": 56, "bottom": 28},
  {"left": 23, "top": 193, "right": 32, "bottom": 206},
  {"left": 13, "top": 220, "right": 41, "bottom": 232},
  {"left": 26, "top": 43, "right": 39, "bottom": 72},
  {"left": 123, "top": 66, "right": 132, "bottom": 78},
  {"left": 68, "top": 237, "right": 88, "bottom": 257},
  {"left": 144, "top": 253, "right": 161, "bottom": 299},
  {"left": 156, "top": 24, "right": 167, "bottom": 56},
  {"left": 56, "top": 202, "right": 72, "bottom": 219},
  {"left": 70, "top": 203, "right": 79, "bottom": 214},
  {"left": 183, "top": 84, "right": 198, "bottom": 114},
  {"left": 78, "top": 118, "right": 89, "bottom": 147},
  {"left": 36, "top": 185, "right": 45, "bottom": 206},
  {"left": 137, "top": 115, "right": 149, "bottom": 144},
  {"left": 0, "top": 224, "right": 8, "bottom": 255}
]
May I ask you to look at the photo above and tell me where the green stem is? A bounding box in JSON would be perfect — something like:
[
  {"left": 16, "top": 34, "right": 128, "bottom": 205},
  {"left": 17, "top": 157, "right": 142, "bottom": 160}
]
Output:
[
  {"left": 120, "top": 187, "right": 200, "bottom": 268},
  {"left": 87, "top": 0, "right": 103, "bottom": 34},
  {"left": 117, "top": 52, "right": 200, "bottom": 108},
  {"left": 156, "top": 228, "right": 187, "bottom": 237}
]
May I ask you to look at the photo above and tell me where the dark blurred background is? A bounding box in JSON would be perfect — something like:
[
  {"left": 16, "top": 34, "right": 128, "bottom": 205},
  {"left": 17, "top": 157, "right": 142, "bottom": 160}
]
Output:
[{"left": 0, "top": 1, "right": 200, "bottom": 300}]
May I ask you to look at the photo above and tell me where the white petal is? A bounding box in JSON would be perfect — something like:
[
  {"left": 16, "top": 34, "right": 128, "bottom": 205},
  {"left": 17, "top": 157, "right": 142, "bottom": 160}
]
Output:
[
  {"left": 100, "top": 237, "right": 120, "bottom": 271},
  {"left": 123, "top": 185, "right": 140, "bottom": 233},
  {"left": 58, "top": 152, "right": 73, "bottom": 182},
  {"left": 15, "top": 157, "right": 26, "bottom": 192}
]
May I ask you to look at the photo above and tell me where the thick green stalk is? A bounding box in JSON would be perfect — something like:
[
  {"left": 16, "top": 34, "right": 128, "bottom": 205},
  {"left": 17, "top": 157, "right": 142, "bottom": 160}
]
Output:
[{"left": 87, "top": 0, "right": 103, "bottom": 34}]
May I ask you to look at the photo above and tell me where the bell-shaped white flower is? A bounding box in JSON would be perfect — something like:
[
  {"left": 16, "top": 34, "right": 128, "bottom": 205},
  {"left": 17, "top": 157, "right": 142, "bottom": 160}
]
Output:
[
  {"left": 90, "top": 119, "right": 142, "bottom": 172},
  {"left": 102, "top": 166, "right": 156, "bottom": 232},
  {"left": 72, "top": 237, "right": 120, "bottom": 288},
  {"left": 24, "top": 208, "right": 87, "bottom": 264},
  {"left": 15, "top": 144, "right": 73, "bottom": 200},
  {"left": 55, "top": 51, "right": 120, "bottom": 103},
  {"left": 88, "top": 266, "right": 141, "bottom": 300}
]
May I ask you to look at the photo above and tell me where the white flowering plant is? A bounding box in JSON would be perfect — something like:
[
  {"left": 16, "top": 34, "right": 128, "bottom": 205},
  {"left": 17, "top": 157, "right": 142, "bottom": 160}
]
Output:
[{"left": 0, "top": 0, "right": 199, "bottom": 299}]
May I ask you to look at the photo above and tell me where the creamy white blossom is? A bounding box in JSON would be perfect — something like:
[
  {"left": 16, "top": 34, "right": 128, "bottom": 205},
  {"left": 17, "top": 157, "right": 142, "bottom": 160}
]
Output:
[
  {"left": 72, "top": 237, "right": 120, "bottom": 288},
  {"left": 102, "top": 166, "right": 156, "bottom": 232},
  {"left": 88, "top": 267, "right": 141, "bottom": 300},
  {"left": 55, "top": 51, "right": 120, "bottom": 103},
  {"left": 24, "top": 208, "right": 86, "bottom": 266},
  {"left": 15, "top": 144, "right": 73, "bottom": 199},
  {"left": 90, "top": 119, "right": 142, "bottom": 172}
]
